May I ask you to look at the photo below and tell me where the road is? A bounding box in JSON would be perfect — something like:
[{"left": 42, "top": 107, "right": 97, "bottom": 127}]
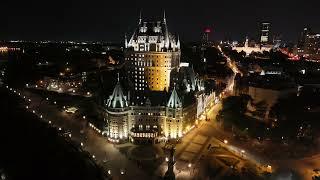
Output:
[
  {"left": 11, "top": 88, "right": 151, "bottom": 179},
  {"left": 215, "top": 45, "right": 320, "bottom": 180}
]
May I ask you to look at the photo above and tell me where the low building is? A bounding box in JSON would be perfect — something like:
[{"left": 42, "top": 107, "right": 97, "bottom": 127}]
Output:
[{"left": 233, "top": 37, "right": 272, "bottom": 56}]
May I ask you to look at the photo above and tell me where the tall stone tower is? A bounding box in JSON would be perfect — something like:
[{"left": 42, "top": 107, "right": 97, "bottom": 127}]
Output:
[{"left": 125, "top": 12, "right": 181, "bottom": 104}]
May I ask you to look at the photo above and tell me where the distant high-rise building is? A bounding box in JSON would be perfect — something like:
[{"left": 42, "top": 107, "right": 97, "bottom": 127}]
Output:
[
  {"left": 202, "top": 28, "right": 211, "bottom": 46},
  {"left": 304, "top": 33, "right": 320, "bottom": 59},
  {"left": 259, "top": 22, "right": 271, "bottom": 44},
  {"left": 295, "top": 27, "right": 320, "bottom": 60},
  {"left": 298, "top": 27, "right": 311, "bottom": 49}
]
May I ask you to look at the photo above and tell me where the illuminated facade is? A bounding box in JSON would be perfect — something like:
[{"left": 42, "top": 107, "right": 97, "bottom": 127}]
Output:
[
  {"left": 125, "top": 12, "right": 180, "bottom": 93},
  {"left": 105, "top": 80, "right": 183, "bottom": 143},
  {"left": 233, "top": 37, "right": 272, "bottom": 56},
  {"left": 105, "top": 13, "right": 184, "bottom": 143}
]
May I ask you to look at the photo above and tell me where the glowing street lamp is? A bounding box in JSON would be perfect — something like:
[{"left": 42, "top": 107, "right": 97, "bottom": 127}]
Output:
[
  {"left": 188, "top": 163, "right": 192, "bottom": 168},
  {"left": 120, "top": 169, "right": 125, "bottom": 175},
  {"left": 241, "top": 150, "right": 245, "bottom": 153},
  {"left": 223, "top": 140, "right": 228, "bottom": 144}
]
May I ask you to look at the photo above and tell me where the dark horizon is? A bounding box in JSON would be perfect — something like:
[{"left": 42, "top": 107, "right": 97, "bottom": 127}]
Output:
[{"left": 2, "top": 0, "right": 320, "bottom": 43}]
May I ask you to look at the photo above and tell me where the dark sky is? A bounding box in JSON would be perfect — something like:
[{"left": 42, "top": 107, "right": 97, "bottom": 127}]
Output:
[{"left": 1, "top": 0, "right": 320, "bottom": 43}]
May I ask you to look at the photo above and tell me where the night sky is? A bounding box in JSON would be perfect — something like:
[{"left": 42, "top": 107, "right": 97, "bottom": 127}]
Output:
[{"left": 1, "top": 0, "right": 320, "bottom": 43}]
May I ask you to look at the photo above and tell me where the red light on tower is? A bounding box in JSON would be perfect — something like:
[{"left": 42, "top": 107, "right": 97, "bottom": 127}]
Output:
[
  {"left": 204, "top": 28, "right": 211, "bottom": 33},
  {"left": 202, "top": 27, "right": 212, "bottom": 45}
]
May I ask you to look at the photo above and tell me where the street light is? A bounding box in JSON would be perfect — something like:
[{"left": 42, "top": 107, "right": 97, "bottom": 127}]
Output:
[
  {"left": 40, "top": 115, "right": 43, "bottom": 119},
  {"left": 241, "top": 150, "right": 245, "bottom": 153},
  {"left": 224, "top": 140, "right": 228, "bottom": 144},
  {"left": 188, "top": 163, "right": 192, "bottom": 168},
  {"left": 83, "top": 115, "right": 86, "bottom": 119},
  {"left": 54, "top": 101, "right": 57, "bottom": 105},
  {"left": 120, "top": 169, "right": 125, "bottom": 175},
  {"left": 48, "top": 121, "right": 52, "bottom": 124},
  {"left": 46, "top": 97, "right": 49, "bottom": 100},
  {"left": 165, "top": 157, "right": 169, "bottom": 162}
]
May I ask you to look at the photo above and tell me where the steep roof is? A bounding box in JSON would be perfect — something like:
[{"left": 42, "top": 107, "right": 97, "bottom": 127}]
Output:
[
  {"left": 107, "top": 81, "right": 128, "bottom": 109},
  {"left": 167, "top": 87, "right": 182, "bottom": 108}
]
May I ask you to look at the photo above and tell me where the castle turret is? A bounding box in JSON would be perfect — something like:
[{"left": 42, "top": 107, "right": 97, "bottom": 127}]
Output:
[
  {"left": 167, "top": 87, "right": 182, "bottom": 109},
  {"left": 105, "top": 75, "right": 130, "bottom": 141},
  {"left": 165, "top": 87, "right": 183, "bottom": 138}
]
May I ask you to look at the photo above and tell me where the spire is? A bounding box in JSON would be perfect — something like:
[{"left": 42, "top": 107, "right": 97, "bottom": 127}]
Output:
[
  {"left": 139, "top": 10, "right": 142, "bottom": 24},
  {"left": 106, "top": 76, "right": 128, "bottom": 109},
  {"left": 167, "top": 86, "right": 182, "bottom": 108},
  {"left": 176, "top": 35, "right": 180, "bottom": 49},
  {"left": 163, "top": 10, "right": 169, "bottom": 49},
  {"left": 125, "top": 34, "right": 128, "bottom": 48},
  {"left": 245, "top": 36, "right": 249, "bottom": 48}
]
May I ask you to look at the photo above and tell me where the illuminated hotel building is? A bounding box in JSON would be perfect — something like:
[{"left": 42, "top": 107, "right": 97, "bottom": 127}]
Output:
[
  {"left": 105, "top": 13, "right": 185, "bottom": 144},
  {"left": 125, "top": 12, "right": 180, "bottom": 94}
]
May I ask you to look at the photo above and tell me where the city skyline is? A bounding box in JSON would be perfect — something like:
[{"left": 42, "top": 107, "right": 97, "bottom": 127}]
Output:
[
  {"left": 2, "top": 0, "right": 320, "bottom": 42},
  {"left": 2, "top": 2, "right": 320, "bottom": 180}
]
